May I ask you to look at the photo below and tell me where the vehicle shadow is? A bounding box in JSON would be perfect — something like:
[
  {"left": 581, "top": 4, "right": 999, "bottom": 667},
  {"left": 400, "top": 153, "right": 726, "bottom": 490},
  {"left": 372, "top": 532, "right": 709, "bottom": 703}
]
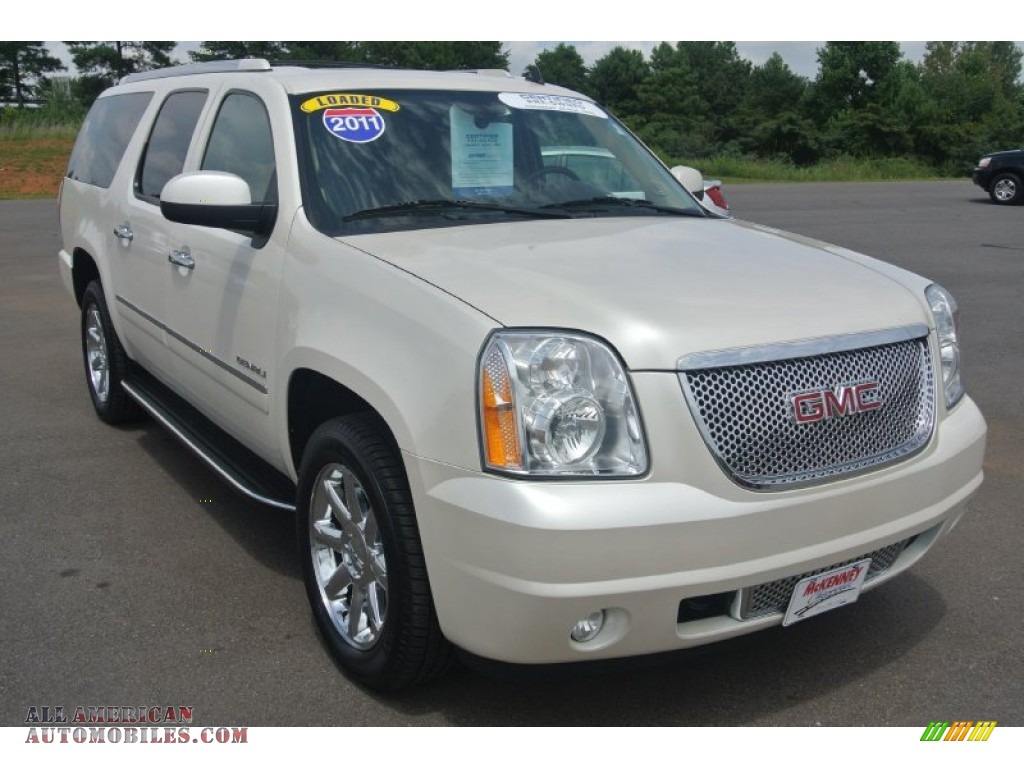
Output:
[
  {"left": 376, "top": 573, "right": 946, "bottom": 726},
  {"left": 132, "top": 425, "right": 300, "bottom": 579}
]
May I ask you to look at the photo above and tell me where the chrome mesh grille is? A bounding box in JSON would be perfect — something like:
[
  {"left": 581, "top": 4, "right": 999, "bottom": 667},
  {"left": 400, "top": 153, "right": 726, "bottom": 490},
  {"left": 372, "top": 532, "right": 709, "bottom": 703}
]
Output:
[
  {"left": 679, "top": 337, "right": 935, "bottom": 489},
  {"left": 738, "top": 539, "right": 912, "bottom": 619}
]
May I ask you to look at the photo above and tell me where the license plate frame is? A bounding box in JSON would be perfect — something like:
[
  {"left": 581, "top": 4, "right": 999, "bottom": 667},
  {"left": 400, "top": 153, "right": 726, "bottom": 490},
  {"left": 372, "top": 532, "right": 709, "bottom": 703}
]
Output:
[{"left": 782, "top": 558, "right": 872, "bottom": 627}]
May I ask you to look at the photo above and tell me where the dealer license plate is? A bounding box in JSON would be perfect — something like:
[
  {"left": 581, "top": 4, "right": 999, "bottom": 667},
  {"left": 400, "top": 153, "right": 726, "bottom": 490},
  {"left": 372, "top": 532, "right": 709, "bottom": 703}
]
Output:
[{"left": 782, "top": 558, "right": 872, "bottom": 627}]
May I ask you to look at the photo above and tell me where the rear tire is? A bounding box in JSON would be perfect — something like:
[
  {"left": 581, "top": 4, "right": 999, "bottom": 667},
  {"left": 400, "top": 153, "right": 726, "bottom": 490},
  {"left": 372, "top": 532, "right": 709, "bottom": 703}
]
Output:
[
  {"left": 297, "top": 414, "right": 453, "bottom": 690},
  {"left": 81, "top": 280, "right": 143, "bottom": 424},
  {"left": 989, "top": 172, "right": 1022, "bottom": 205}
]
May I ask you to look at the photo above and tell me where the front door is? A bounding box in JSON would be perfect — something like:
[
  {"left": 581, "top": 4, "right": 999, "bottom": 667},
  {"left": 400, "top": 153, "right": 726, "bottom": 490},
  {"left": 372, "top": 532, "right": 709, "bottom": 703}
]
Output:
[{"left": 162, "top": 89, "right": 286, "bottom": 460}]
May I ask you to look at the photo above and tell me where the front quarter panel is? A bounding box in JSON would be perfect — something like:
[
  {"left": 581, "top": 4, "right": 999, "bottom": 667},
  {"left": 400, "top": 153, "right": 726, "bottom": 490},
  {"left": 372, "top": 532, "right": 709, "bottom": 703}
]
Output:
[{"left": 278, "top": 212, "right": 499, "bottom": 476}]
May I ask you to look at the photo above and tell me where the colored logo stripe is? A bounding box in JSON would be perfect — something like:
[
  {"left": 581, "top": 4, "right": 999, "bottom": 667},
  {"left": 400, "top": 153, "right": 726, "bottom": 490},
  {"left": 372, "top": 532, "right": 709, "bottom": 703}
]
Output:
[{"left": 920, "top": 720, "right": 996, "bottom": 741}]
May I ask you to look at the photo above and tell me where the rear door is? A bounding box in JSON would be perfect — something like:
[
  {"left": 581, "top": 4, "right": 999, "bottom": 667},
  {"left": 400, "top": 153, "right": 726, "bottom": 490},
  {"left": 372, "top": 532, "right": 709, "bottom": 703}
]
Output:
[
  {"left": 115, "top": 88, "right": 209, "bottom": 380},
  {"left": 62, "top": 91, "right": 152, "bottom": 355}
]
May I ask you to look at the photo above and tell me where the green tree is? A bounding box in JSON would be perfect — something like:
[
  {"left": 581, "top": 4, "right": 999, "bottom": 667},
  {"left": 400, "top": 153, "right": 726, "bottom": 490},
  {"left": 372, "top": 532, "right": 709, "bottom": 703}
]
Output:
[
  {"left": 192, "top": 41, "right": 504, "bottom": 69},
  {"left": 918, "top": 42, "right": 1024, "bottom": 169},
  {"left": 66, "top": 41, "right": 176, "bottom": 106},
  {"left": 634, "top": 42, "right": 706, "bottom": 157},
  {"left": 67, "top": 41, "right": 176, "bottom": 80},
  {"left": 282, "top": 42, "right": 361, "bottom": 62},
  {"left": 746, "top": 52, "right": 807, "bottom": 116},
  {"left": 955, "top": 41, "right": 1021, "bottom": 93},
  {"left": 812, "top": 41, "right": 903, "bottom": 116},
  {"left": 588, "top": 46, "right": 649, "bottom": 121},
  {"left": 530, "top": 43, "right": 589, "bottom": 93},
  {"left": 0, "top": 42, "right": 63, "bottom": 106},
  {"left": 191, "top": 42, "right": 286, "bottom": 61},
  {"left": 353, "top": 42, "right": 508, "bottom": 70},
  {"left": 738, "top": 52, "right": 818, "bottom": 163},
  {"left": 629, "top": 42, "right": 755, "bottom": 159},
  {"left": 674, "top": 41, "right": 751, "bottom": 146},
  {"left": 810, "top": 42, "right": 912, "bottom": 157}
]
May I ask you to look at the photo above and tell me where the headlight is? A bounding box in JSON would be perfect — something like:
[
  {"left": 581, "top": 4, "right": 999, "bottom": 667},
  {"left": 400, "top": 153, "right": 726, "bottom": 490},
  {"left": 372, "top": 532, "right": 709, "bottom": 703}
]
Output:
[
  {"left": 478, "top": 331, "right": 647, "bottom": 477},
  {"left": 925, "top": 284, "right": 964, "bottom": 408},
  {"left": 978, "top": 157, "right": 991, "bottom": 168}
]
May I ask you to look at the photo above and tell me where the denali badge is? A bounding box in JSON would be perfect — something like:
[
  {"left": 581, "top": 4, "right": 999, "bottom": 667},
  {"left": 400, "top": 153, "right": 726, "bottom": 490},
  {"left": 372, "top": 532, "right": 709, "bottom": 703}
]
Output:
[
  {"left": 236, "top": 356, "right": 267, "bottom": 379},
  {"left": 790, "top": 382, "right": 882, "bottom": 424}
]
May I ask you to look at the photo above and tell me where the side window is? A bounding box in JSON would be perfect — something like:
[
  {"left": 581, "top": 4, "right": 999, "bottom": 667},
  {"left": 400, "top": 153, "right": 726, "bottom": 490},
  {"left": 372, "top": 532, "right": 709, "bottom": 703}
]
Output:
[
  {"left": 136, "top": 90, "right": 208, "bottom": 201},
  {"left": 66, "top": 92, "right": 153, "bottom": 188},
  {"left": 202, "top": 92, "right": 277, "bottom": 204}
]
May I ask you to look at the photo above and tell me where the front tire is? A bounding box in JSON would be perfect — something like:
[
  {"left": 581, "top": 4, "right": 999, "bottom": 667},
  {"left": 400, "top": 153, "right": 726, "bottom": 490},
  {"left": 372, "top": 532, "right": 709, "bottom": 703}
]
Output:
[
  {"left": 81, "top": 280, "right": 142, "bottom": 424},
  {"left": 297, "top": 414, "right": 453, "bottom": 690},
  {"left": 989, "top": 172, "right": 1022, "bottom": 205}
]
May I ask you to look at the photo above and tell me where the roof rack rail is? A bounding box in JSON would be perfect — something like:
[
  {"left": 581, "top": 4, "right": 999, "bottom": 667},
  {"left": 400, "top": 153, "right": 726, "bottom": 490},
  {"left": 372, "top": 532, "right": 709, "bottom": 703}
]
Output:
[
  {"left": 449, "top": 68, "right": 513, "bottom": 78},
  {"left": 120, "top": 58, "right": 271, "bottom": 84},
  {"left": 269, "top": 60, "right": 399, "bottom": 69}
]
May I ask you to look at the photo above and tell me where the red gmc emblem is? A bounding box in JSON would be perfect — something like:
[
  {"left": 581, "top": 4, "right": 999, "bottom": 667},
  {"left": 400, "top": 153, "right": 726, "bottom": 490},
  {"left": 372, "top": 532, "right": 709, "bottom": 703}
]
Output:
[{"left": 790, "top": 382, "right": 882, "bottom": 424}]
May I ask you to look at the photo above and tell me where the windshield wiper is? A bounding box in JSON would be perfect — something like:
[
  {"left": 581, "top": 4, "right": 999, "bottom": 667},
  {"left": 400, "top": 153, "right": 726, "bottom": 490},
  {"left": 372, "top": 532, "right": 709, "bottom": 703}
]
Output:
[
  {"left": 540, "top": 196, "right": 703, "bottom": 217},
  {"left": 343, "top": 199, "right": 573, "bottom": 222}
]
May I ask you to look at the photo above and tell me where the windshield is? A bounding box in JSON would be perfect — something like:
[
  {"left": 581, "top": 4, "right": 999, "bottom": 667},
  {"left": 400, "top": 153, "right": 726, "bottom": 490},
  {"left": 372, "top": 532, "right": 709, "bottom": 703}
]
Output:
[{"left": 292, "top": 89, "right": 705, "bottom": 235}]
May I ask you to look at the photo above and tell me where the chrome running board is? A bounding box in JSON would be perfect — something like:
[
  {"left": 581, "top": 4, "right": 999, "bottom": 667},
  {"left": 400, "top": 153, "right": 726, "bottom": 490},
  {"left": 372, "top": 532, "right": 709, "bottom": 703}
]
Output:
[{"left": 122, "top": 371, "right": 296, "bottom": 512}]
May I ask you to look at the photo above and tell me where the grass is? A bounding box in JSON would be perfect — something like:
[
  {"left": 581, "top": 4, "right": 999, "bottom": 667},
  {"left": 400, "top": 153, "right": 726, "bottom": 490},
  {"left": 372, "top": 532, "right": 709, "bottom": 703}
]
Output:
[
  {"left": 673, "top": 154, "right": 948, "bottom": 184},
  {"left": 0, "top": 108, "right": 81, "bottom": 199},
  {"left": 0, "top": 122, "right": 80, "bottom": 140},
  {"left": 0, "top": 136, "right": 74, "bottom": 199}
]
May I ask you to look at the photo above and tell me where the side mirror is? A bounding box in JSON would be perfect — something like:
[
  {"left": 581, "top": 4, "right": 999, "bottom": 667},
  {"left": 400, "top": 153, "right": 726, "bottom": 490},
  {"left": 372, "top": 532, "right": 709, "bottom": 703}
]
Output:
[
  {"left": 160, "top": 172, "right": 276, "bottom": 235},
  {"left": 670, "top": 165, "right": 705, "bottom": 198}
]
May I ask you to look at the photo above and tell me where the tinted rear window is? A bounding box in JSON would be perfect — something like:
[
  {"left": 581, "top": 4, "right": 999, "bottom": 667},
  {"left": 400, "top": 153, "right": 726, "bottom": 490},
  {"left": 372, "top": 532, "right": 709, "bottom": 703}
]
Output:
[{"left": 66, "top": 92, "right": 153, "bottom": 188}]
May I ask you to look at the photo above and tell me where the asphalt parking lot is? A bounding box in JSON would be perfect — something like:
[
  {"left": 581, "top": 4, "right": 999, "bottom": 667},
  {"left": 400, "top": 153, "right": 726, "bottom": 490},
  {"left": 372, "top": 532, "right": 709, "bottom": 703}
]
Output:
[{"left": 1, "top": 181, "right": 1020, "bottom": 726}]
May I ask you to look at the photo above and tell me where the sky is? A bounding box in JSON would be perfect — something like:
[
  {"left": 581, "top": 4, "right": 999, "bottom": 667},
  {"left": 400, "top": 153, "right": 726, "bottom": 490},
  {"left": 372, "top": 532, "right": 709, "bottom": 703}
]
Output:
[{"left": 24, "top": 1, "right": 1019, "bottom": 81}]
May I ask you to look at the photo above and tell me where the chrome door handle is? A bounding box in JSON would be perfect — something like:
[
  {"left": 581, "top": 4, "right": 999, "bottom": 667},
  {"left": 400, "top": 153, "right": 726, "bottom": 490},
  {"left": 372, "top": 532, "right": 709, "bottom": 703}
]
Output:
[
  {"left": 168, "top": 247, "right": 194, "bottom": 270},
  {"left": 113, "top": 224, "right": 133, "bottom": 242}
]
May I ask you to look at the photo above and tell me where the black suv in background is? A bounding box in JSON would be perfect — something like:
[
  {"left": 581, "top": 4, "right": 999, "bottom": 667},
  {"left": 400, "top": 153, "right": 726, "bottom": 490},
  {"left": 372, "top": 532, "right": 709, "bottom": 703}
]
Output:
[{"left": 972, "top": 149, "right": 1024, "bottom": 205}]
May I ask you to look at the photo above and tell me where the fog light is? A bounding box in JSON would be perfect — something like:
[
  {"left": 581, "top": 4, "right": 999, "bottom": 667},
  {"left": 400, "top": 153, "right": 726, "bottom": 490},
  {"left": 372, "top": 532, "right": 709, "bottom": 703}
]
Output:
[{"left": 570, "top": 610, "right": 605, "bottom": 643}]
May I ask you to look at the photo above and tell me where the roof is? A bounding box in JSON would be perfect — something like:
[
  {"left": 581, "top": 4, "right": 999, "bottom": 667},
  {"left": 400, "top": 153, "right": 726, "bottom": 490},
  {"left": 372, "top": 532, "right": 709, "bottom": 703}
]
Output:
[{"left": 118, "top": 59, "right": 585, "bottom": 99}]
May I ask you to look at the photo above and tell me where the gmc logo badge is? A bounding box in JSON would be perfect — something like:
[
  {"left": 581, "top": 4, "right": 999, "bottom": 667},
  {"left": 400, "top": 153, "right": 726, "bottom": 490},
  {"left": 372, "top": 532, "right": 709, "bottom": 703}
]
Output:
[{"left": 790, "top": 382, "right": 882, "bottom": 424}]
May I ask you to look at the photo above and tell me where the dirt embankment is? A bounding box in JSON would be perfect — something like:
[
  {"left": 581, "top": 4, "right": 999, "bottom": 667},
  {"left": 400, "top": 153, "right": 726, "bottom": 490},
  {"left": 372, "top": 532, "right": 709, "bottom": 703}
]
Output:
[{"left": 0, "top": 138, "right": 74, "bottom": 199}]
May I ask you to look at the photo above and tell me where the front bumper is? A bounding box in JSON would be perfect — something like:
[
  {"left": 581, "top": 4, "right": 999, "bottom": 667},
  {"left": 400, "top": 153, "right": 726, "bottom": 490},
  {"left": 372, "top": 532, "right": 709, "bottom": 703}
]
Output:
[
  {"left": 972, "top": 168, "right": 992, "bottom": 190},
  {"left": 405, "top": 389, "right": 986, "bottom": 665}
]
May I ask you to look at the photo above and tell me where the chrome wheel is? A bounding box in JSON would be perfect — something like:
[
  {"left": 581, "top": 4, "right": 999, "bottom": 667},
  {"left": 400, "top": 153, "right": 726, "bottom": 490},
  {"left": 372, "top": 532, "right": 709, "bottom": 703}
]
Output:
[
  {"left": 309, "top": 463, "right": 388, "bottom": 650},
  {"left": 993, "top": 177, "right": 1017, "bottom": 202},
  {"left": 298, "top": 415, "right": 453, "bottom": 689},
  {"left": 85, "top": 305, "right": 110, "bottom": 403}
]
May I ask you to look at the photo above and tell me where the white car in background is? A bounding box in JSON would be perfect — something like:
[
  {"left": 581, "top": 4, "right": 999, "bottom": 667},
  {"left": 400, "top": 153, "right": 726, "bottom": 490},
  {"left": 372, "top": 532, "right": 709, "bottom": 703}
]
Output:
[
  {"left": 698, "top": 177, "right": 730, "bottom": 216},
  {"left": 542, "top": 145, "right": 731, "bottom": 217}
]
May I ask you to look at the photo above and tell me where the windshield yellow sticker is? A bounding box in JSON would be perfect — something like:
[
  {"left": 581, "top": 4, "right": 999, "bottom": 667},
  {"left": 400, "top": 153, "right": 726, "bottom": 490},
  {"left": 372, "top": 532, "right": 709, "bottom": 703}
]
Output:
[{"left": 300, "top": 94, "right": 400, "bottom": 113}]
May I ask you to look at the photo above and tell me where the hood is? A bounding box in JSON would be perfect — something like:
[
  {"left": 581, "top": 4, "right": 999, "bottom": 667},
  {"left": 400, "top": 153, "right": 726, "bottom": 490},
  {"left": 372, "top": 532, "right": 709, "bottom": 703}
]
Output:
[{"left": 340, "top": 217, "right": 928, "bottom": 370}]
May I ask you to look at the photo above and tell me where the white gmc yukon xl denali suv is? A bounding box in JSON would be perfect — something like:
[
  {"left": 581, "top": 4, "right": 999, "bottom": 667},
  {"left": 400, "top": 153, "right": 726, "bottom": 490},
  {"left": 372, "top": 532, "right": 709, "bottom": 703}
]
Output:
[{"left": 58, "top": 60, "right": 987, "bottom": 690}]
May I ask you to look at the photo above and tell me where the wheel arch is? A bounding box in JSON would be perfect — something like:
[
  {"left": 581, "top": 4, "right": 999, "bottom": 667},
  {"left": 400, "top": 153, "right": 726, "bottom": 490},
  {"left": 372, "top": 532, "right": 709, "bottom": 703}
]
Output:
[
  {"left": 71, "top": 247, "right": 100, "bottom": 306},
  {"left": 286, "top": 367, "right": 405, "bottom": 478}
]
